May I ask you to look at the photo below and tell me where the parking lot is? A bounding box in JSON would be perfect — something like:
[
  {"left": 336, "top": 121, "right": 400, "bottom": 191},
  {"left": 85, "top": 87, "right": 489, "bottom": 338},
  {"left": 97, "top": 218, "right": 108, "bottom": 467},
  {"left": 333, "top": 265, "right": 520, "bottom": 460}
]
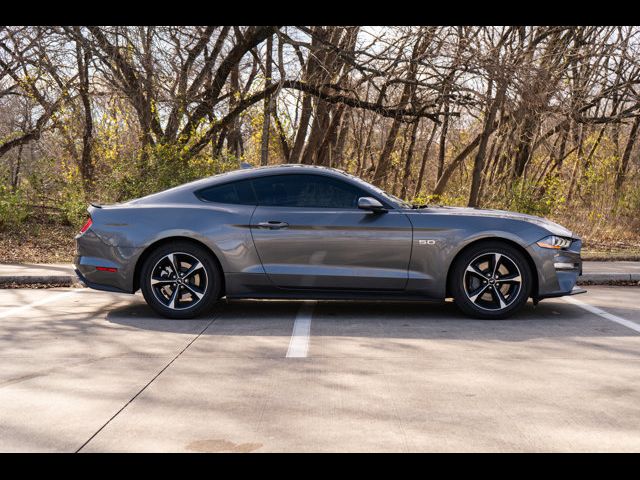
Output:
[{"left": 0, "top": 285, "right": 639, "bottom": 452}]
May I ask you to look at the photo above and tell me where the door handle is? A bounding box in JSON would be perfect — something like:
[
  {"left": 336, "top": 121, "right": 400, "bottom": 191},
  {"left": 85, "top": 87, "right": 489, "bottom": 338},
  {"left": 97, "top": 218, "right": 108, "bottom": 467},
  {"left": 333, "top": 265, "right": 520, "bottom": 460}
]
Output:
[{"left": 257, "top": 221, "right": 289, "bottom": 230}]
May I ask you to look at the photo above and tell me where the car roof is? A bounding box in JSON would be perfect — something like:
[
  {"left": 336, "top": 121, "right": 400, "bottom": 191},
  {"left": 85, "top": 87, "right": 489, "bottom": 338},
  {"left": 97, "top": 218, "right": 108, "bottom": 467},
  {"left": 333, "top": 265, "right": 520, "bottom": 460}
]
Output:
[
  {"left": 128, "top": 164, "right": 357, "bottom": 205},
  {"left": 217, "top": 164, "right": 348, "bottom": 179},
  {"left": 195, "top": 164, "right": 354, "bottom": 189}
]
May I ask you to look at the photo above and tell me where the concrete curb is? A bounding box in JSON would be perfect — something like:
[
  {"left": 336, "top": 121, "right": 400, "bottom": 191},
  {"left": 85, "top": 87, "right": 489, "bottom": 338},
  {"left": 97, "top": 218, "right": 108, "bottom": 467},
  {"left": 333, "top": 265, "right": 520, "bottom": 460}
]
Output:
[
  {"left": 0, "top": 275, "right": 78, "bottom": 286},
  {"left": 577, "top": 273, "right": 640, "bottom": 284}
]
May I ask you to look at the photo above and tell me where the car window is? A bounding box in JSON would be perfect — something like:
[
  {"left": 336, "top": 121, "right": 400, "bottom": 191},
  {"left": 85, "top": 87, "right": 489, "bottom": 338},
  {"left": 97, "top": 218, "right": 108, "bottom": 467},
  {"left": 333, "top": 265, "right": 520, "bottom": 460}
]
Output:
[
  {"left": 251, "top": 174, "right": 369, "bottom": 209},
  {"left": 196, "top": 179, "right": 256, "bottom": 205}
]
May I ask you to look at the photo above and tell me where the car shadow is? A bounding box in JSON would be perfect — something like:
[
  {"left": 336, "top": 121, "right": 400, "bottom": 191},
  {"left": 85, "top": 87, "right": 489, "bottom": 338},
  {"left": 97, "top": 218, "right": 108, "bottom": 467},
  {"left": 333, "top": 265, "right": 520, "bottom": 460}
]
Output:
[{"left": 104, "top": 297, "right": 640, "bottom": 342}]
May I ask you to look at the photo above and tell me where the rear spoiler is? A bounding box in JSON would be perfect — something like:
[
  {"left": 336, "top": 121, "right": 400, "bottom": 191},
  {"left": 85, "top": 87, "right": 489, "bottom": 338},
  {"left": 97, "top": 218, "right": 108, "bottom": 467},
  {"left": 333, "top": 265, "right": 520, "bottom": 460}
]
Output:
[{"left": 90, "top": 202, "right": 103, "bottom": 209}]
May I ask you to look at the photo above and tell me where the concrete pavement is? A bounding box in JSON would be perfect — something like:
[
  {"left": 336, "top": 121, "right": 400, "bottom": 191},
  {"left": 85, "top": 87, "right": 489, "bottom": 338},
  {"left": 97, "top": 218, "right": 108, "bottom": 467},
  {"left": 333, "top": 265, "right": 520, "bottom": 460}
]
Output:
[{"left": 0, "top": 286, "right": 639, "bottom": 452}]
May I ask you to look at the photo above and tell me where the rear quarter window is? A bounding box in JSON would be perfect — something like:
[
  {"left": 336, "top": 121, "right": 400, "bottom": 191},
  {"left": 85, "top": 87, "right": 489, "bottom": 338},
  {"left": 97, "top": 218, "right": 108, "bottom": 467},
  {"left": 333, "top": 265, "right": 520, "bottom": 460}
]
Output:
[{"left": 195, "top": 180, "right": 256, "bottom": 205}]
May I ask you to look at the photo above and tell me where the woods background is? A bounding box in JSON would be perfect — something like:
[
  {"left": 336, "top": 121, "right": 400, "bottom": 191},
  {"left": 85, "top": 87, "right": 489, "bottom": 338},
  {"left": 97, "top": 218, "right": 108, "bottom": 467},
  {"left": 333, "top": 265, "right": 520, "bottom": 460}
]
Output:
[{"left": 1, "top": 26, "right": 639, "bottom": 261}]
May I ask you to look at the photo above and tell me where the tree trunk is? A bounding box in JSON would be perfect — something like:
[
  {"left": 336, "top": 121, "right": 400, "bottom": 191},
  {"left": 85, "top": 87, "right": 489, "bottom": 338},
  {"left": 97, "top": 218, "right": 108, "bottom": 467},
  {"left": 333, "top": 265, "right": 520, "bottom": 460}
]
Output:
[
  {"left": 433, "top": 133, "right": 482, "bottom": 196},
  {"left": 11, "top": 144, "right": 24, "bottom": 191},
  {"left": 400, "top": 120, "right": 420, "bottom": 198},
  {"left": 513, "top": 115, "right": 537, "bottom": 178},
  {"left": 437, "top": 99, "right": 450, "bottom": 182},
  {"left": 297, "top": 27, "right": 341, "bottom": 165},
  {"left": 227, "top": 64, "right": 243, "bottom": 158},
  {"left": 373, "top": 38, "right": 424, "bottom": 186},
  {"left": 373, "top": 81, "right": 417, "bottom": 186},
  {"left": 477, "top": 135, "right": 499, "bottom": 204},
  {"left": 272, "top": 112, "right": 291, "bottom": 161},
  {"left": 373, "top": 113, "right": 404, "bottom": 187},
  {"left": 75, "top": 28, "right": 94, "bottom": 190},
  {"left": 614, "top": 115, "right": 640, "bottom": 198},
  {"left": 413, "top": 120, "right": 438, "bottom": 197},
  {"left": 301, "top": 97, "right": 332, "bottom": 165},
  {"left": 316, "top": 105, "right": 346, "bottom": 167},
  {"left": 290, "top": 93, "right": 313, "bottom": 163},
  {"left": 566, "top": 121, "right": 584, "bottom": 203},
  {"left": 468, "top": 81, "right": 506, "bottom": 207},
  {"left": 260, "top": 35, "right": 273, "bottom": 166},
  {"left": 332, "top": 110, "right": 350, "bottom": 168}
]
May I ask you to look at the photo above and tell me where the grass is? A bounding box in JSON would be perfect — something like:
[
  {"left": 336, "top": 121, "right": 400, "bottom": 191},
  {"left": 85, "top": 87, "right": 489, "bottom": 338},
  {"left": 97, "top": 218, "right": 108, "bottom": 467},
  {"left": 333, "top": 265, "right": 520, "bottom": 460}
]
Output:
[
  {"left": 581, "top": 249, "right": 640, "bottom": 261},
  {"left": 559, "top": 211, "right": 640, "bottom": 261}
]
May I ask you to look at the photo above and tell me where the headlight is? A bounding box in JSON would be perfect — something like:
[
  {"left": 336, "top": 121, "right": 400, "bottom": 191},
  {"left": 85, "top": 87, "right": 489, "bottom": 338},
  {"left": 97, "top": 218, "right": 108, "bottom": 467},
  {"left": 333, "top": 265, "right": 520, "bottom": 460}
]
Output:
[{"left": 536, "top": 235, "right": 572, "bottom": 249}]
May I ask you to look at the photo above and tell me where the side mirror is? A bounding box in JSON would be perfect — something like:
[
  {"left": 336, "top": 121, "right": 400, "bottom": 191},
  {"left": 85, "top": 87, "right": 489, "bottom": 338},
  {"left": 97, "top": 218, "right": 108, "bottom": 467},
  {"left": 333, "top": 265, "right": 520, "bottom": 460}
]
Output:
[{"left": 358, "top": 197, "right": 387, "bottom": 213}]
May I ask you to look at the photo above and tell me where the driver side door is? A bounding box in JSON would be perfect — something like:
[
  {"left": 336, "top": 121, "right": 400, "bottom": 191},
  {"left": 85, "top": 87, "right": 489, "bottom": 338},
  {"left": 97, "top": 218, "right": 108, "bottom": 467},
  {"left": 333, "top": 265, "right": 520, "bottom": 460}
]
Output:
[{"left": 249, "top": 173, "right": 413, "bottom": 290}]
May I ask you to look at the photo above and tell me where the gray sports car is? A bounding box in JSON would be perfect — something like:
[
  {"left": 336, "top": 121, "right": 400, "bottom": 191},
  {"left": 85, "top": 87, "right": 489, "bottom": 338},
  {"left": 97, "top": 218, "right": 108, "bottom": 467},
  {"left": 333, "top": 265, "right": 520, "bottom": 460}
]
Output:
[{"left": 74, "top": 164, "right": 585, "bottom": 319}]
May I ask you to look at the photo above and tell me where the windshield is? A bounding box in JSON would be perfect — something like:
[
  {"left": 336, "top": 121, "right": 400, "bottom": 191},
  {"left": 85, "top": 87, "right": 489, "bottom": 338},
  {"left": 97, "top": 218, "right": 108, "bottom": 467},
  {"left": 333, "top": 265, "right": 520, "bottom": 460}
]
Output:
[{"left": 340, "top": 171, "right": 412, "bottom": 209}]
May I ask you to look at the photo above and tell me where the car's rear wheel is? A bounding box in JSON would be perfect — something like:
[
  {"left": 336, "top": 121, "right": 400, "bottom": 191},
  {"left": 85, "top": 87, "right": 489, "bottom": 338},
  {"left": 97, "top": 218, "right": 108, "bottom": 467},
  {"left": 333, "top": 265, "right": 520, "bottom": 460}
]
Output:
[
  {"left": 450, "top": 242, "right": 532, "bottom": 319},
  {"left": 140, "top": 241, "right": 222, "bottom": 319}
]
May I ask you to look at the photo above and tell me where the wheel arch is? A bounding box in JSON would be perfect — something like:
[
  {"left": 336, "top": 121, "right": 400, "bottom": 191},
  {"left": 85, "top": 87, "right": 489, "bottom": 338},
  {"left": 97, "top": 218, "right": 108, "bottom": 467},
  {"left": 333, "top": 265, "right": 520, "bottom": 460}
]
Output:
[
  {"left": 132, "top": 236, "right": 225, "bottom": 295},
  {"left": 445, "top": 237, "right": 538, "bottom": 299}
]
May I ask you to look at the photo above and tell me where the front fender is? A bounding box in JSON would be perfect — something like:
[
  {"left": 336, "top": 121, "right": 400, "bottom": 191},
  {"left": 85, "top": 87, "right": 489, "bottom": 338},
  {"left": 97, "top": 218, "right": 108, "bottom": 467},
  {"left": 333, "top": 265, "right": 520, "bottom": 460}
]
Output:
[{"left": 405, "top": 212, "right": 551, "bottom": 298}]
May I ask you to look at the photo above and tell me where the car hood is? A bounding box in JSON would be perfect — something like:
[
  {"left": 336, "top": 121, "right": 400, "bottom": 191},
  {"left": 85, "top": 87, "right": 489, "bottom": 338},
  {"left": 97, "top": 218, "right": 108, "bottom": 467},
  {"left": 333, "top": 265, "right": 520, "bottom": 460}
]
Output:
[{"left": 411, "top": 206, "right": 574, "bottom": 237}]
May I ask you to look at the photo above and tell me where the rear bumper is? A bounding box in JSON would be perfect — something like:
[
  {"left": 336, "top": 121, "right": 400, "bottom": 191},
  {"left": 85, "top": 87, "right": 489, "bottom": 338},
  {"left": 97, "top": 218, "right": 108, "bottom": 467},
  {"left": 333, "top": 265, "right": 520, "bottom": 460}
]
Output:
[
  {"left": 74, "top": 267, "right": 129, "bottom": 293},
  {"left": 74, "top": 230, "right": 141, "bottom": 293}
]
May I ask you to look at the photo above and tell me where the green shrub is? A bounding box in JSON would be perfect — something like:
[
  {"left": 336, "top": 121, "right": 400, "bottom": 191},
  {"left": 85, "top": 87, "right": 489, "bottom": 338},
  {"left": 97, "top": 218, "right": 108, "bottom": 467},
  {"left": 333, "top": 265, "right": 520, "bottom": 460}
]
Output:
[
  {"left": 104, "top": 145, "right": 243, "bottom": 202},
  {"left": 59, "top": 186, "right": 88, "bottom": 227},
  {"left": 617, "top": 179, "right": 640, "bottom": 218},
  {"left": 504, "top": 176, "right": 566, "bottom": 217},
  {"left": 0, "top": 185, "right": 30, "bottom": 228}
]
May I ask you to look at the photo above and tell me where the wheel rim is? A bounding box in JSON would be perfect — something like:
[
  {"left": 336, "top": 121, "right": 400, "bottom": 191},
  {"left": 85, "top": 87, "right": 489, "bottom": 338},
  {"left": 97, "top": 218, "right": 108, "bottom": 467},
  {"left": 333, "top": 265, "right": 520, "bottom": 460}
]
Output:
[
  {"left": 150, "top": 252, "right": 208, "bottom": 311},
  {"left": 463, "top": 252, "right": 522, "bottom": 311}
]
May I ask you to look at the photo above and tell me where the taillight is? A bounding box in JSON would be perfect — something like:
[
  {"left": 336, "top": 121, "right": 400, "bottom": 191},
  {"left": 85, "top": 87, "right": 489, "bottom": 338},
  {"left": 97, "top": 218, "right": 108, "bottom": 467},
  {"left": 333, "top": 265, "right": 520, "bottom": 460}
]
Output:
[
  {"left": 80, "top": 217, "right": 93, "bottom": 234},
  {"left": 96, "top": 266, "right": 117, "bottom": 272}
]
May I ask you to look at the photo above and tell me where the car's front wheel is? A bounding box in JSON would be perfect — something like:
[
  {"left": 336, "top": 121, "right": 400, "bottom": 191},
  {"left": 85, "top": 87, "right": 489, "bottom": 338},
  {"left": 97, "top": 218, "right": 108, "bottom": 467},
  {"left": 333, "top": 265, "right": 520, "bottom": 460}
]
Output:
[
  {"left": 450, "top": 241, "right": 532, "bottom": 319},
  {"left": 140, "top": 241, "right": 222, "bottom": 319}
]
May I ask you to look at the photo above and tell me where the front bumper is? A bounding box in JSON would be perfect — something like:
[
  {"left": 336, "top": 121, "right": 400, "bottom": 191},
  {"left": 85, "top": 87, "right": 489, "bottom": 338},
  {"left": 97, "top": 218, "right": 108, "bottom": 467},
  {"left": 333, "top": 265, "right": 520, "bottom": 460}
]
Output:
[
  {"left": 537, "top": 285, "right": 587, "bottom": 299},
  {"left": 528, "top": 238, "right": 585, "bottom": 300}
]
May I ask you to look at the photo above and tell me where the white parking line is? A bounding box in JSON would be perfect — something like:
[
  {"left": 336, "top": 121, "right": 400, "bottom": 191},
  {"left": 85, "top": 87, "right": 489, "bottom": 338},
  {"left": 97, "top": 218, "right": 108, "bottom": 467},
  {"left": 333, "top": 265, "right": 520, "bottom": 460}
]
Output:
[
  {"left": 563, "top": 296, "right": 640, "bottom": 334},
  {"left": 0, "top": 289, "right": 81, "bottom": 319},
  {"left": 286, "top": 300, "right": 316, "bottom": 358}
]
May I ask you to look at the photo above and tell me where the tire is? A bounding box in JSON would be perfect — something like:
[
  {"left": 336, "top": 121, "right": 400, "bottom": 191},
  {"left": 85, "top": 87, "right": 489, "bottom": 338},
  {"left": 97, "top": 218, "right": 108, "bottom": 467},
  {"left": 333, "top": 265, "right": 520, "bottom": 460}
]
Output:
[
  {"left": 450, "top": 241, "right": 532, "bottom": 319},
  {"left": 140, "top": 241, "right": 222, "bottom": 319}
]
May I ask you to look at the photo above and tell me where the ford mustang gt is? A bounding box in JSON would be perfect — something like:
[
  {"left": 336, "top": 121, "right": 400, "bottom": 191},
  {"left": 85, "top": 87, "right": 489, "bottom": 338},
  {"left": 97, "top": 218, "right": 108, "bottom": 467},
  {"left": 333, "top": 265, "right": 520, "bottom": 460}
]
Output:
[{"left": 74, "top": 164, "right": 585, "bottom": 319}]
